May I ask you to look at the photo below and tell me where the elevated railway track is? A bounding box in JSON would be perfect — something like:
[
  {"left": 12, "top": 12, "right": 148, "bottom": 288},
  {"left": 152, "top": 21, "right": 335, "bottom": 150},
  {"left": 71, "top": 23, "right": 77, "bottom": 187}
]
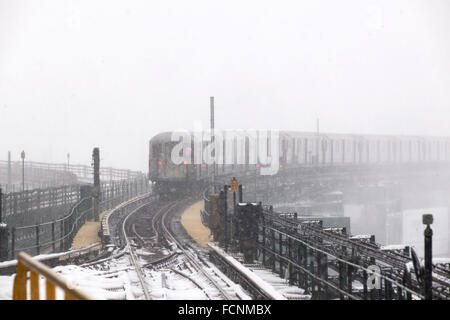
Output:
[
  {"left": 99, "top": 194, "right": 258, "bottom": 299},
  {"left": 264, "top": 210, "right": 450, "bottom": 297},
  {"left": 253, "top": 206, "right": 450, "bottom": 299},
  {"left": 202, "top": 180, "right": 450, "bottom": 300}
]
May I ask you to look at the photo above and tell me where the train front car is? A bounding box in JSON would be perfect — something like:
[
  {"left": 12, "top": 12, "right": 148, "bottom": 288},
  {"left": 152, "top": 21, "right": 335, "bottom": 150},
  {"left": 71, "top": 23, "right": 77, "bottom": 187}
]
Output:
[{"left": 149, "top": 132, "right": 199, "bottom": 199}]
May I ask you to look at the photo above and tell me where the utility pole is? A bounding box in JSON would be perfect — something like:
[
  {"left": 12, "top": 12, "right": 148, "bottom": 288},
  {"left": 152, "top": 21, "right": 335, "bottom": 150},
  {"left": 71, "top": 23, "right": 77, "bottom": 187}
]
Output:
[
  {"left": 92, "top": 148, "right": 100, "bottom": 221},
  {"left": 230, "top": 177, "right": 238, "bottom": 252},
  {"left": 254, "top": 165, "right": 257, "bottom": 202},
  {"left": 210, "top": 96, "right": 215, "bottom": 192},
  {"left": 316, "top": 119, "right": 320, "bottom": 164},
  {"left": 21, "top": 151, "right": 25, "bottom": 191},
  {"left": 223, "top": 185, "right": 228, "bottom": 252},
  {"left": 7, "top": 151, "right": 11, "bottom": 193},
  {"left": 0, "top": 187, "right": 7, "bottom": 261},
  {"left": 66, "top": 153, "right": 70, "bottom": 185}
]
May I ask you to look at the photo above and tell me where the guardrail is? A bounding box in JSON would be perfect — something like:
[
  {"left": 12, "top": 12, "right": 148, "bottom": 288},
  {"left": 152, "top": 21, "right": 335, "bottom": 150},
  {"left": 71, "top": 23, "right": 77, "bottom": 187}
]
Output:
[
  {"left": 101, "top": 192, "right": 157, "bottom": 247},
  {"left": 2, "top": 185, "right": 80, "bottom": 219},
  {"left": 1, "top": 179, "right": 149, "bottom": 223},
  {"left": 0, "top": 242, "right": 103, "bottom": 275},
  {"left": 0, "top": 159, "right": 146, "bottom": 192},
  {"left": 13, "top": 251, "right": 91, "bottom": 300},
  {"left": 0, "top": 178, "right": 151, "bottom": 260}
]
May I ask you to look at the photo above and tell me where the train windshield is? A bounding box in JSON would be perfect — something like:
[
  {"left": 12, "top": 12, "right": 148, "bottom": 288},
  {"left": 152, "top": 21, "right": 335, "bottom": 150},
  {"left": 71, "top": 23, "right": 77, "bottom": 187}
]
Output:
[{"left": 152, "top": 143, "right": 162, "bottom": 157}]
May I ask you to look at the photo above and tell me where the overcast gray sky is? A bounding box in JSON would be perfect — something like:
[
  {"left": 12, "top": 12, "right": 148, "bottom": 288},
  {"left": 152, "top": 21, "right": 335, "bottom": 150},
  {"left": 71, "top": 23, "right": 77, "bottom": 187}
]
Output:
[{"left": 0, "top": 0, "right": 449, "bottom": 172}]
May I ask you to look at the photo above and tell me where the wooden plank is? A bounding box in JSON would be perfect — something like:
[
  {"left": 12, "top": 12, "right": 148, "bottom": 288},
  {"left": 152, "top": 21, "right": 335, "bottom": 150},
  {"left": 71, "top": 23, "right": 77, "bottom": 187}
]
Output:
[
  {"left": 46, "top": 280, "right": 55, "bottom": 300},
  {"left": 13, "top": 261, "right": 27, "bottom": 300},
  {"left": 30, "top": 270, "right": 40, "bottom": 300}
]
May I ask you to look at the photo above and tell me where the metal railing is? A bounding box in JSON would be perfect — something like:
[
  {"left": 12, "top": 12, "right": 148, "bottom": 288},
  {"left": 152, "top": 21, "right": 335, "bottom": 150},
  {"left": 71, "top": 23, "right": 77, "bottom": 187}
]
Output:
[
  {"left": 2, "top": 185, "right": 80, "bottom": 219},
  {"left": 3, "top": 178, "right": 151, "bottom": 259},
  {"left": 0, "top": 159, "right": 146, "bottom": 192},
  {"left": 13, "top": 251, "right": 91, "bottom": 300},
  {"left": 1, "top": 179, "right": 149, "bottom": 223}
]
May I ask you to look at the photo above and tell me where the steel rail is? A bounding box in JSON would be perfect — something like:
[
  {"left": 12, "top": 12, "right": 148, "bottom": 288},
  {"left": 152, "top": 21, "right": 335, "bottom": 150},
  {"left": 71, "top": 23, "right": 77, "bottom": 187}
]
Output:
[
  {"left": 257, "top": 244, "right": 362, "bottom": 300},
  {"left": 263, "top": 225, "right": 423, "bottom": 298},
  {"left": 208, "top": 245, "right": 287, "bottom": 300},
  {"left": 266, "top": 211, "right": 408, "bottom": 268},
  {"left": 121, "top": 202, "right": 153, "bottom": 300},
  {"left": 264, "top": 213, "right": 450, "bottom": 299},
  {"left": 158, "top": 201, "right": 236, "bottom": 300},
  {"left": 268, "top": 210, "right": 450, "bottom": 288},
  {"left": 170, "top": 268, "right": 213, "bottom": 300}
]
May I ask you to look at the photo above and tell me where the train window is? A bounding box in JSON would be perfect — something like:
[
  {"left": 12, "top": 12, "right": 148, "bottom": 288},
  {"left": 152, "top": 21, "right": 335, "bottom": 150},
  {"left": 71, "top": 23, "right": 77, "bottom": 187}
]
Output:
[
  {"left": 164, "top": 141, "right": 179, "bottom": 158},
  {"left": 304, "top": 138, "right": 308, "bottom": 163},
  {"left": 292, "top": 138, "right": 296, "bottom": 159},
  {"left": 245, "top": 136, "right": 249, "bottom": 165},
  {"left": 191, "top": 139, "right": 195, "bottom": 164},
  {"left": 222, "top": 138, "right": 225, "bottom": 165},
  {"left": 281, "top": 138, "right": 286, "bottom": 162},
  {"left": 152, "top": 143, "right": 161, "bottom": 157}
]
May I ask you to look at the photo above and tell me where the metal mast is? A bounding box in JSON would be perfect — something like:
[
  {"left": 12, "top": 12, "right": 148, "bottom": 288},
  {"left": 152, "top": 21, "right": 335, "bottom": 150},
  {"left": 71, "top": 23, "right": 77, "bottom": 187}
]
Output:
[{"left": 210, "top": 96, "right": 215, "bottom": 192}]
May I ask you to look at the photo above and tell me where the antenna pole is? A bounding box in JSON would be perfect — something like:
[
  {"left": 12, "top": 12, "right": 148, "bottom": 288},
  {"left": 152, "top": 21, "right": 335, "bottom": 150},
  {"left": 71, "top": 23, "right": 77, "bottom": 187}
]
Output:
[{"left": 210, "top": 96, "right": 215, "bottom": 192}]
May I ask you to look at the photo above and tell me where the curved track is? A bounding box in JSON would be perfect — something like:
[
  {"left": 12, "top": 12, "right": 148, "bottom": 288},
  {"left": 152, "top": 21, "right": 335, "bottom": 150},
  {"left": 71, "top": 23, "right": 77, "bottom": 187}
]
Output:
[
  {"left": 158, "top": 201, "right": 236, "bottom": 300},
  {"left": 119, "top": 198, "right": 246, "bottom": 300},
  {"left": 121, "top": 202, "right": 153, "bottom": 300}
]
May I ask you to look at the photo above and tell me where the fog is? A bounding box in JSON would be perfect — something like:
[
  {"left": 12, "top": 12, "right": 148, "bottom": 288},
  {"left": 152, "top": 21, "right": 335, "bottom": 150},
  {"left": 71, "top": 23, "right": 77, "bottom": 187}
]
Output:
[{"left": 1, "top": 0, "right": 449, "bottom": 172}]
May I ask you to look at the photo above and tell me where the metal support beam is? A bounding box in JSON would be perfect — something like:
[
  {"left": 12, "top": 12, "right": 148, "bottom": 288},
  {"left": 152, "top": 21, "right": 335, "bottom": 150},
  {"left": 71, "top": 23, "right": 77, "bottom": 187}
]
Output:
[
  {"left": 423, "top": 214, "right": 433, "bottom": 300},
  {"left": 92, "top": 148, "right": 100, "bottom": 221},
  {"left": 7, "top": 151, "right": 11, "bottom": 192},
  {"left": 210, "top": 96, "right": 215, "bottom": 192}
]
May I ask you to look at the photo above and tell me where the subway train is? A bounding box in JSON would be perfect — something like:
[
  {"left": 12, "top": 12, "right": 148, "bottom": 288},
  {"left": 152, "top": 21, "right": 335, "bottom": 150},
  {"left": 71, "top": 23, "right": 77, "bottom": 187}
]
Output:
[{"left": 149, "top": 130, "right": 450, "bottom": 195}]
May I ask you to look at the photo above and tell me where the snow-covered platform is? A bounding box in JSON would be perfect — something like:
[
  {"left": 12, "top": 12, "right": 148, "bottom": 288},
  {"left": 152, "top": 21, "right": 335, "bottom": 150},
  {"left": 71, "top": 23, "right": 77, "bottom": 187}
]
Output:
[
  {"left": 72, "top": 211, "right": 108, "bottom": 249},
  {"left": 180, "top": 200, "right": 211, "bottom": 248}
]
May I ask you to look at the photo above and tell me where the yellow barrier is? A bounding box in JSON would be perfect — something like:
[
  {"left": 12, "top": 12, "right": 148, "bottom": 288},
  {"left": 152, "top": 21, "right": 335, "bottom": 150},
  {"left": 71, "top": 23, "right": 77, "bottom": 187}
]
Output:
[{"left": 12, "top": 252, "right": 92, "bottom": 300}]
